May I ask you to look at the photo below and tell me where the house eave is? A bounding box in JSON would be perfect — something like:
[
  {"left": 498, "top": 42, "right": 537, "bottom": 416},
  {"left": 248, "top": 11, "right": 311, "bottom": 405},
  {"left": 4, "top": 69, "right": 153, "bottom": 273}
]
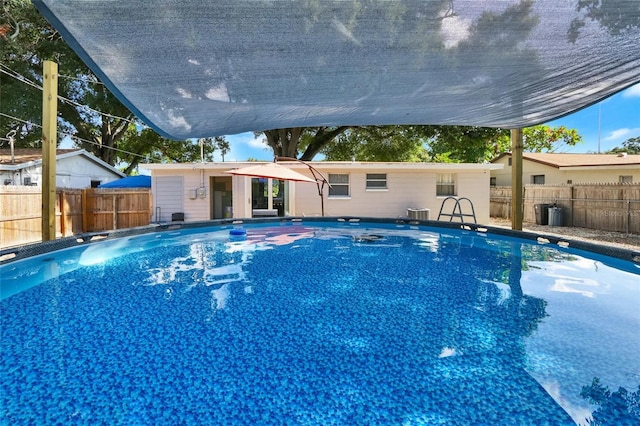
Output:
[{"left": 141, "top": 162, "right": 503, "bottom": 171}]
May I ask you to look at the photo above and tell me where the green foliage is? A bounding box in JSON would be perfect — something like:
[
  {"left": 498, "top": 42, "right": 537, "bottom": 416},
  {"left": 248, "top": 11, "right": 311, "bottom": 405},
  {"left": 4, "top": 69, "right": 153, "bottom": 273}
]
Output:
[
  {"left": 522, "top": 125, "right": 582, "bottom": 152},
  {"left": 607, "top": 136, "right": 640, "bottom": 155},
  {"left": 284, "top": 124, "right": 582, "bottom": 163},
  {"left": 322, "top": 126, "right": 429, "bottom": 162},
  {"left": 1, "top": 0, "right": 229, "bottom": 171},
  {"left": 423, "top": 126, "right": 508, "bottom": 163}
]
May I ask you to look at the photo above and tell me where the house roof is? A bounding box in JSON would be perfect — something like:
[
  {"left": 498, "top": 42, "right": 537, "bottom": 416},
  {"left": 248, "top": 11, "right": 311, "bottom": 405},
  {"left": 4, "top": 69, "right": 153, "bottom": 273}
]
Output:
[
  {"left": 142, "top": 161, "right": 503, "bottom": 172},
  {"left": 0, "top": 148, "right": 126, "bottom": 177},
  {"left": 32, "top": 0, "right": 640, "bottom": 139},
  {"left": 491, "top": 153, "right": 640, "bottom": 169}
]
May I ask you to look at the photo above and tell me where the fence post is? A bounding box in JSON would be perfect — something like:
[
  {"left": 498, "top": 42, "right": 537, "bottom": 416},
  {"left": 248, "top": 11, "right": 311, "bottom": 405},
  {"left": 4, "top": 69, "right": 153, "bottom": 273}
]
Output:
[
  {"left": 626, "top": 199, "right": 631, "bottom": 235},
  {"left": 570, "top": 185, "right": 574, "bottom": 227},
  {"left": 82, "top": 189, "right": 88, "bottom": 232},
  {"left": 59, "top": 190, "right": 66, "bottom": 236},
  {"left": 113, "top": 194, "right": 118, "bottom": 230}
]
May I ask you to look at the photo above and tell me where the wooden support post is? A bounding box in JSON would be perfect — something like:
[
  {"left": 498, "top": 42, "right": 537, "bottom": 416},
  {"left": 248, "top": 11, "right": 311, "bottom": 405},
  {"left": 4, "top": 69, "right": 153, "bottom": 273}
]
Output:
[
  {"left": 42, "top": 60, "right": 58, "bottom": 241},
  {"left": 511, "top": 129, "right": 523, "bottom": 231}
]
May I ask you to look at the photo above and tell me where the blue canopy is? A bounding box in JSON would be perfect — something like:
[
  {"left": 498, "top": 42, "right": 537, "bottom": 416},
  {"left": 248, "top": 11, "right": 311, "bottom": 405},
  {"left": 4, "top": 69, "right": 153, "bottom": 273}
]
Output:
[{"left": 98, "top": 175, "right": 151, "bottom": 188}]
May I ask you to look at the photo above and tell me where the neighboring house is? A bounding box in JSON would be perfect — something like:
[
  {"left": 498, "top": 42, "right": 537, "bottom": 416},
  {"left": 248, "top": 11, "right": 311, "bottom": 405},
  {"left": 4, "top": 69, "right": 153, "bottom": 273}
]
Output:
[
  {"left": 0, "top": 149, "right": 125, "bottom": 188},
  {"left": 142, "top": 161, "right": 503, "bottom": 224},
  {"left": 491, "top": 153, "right": 640, "bottom": 186}
]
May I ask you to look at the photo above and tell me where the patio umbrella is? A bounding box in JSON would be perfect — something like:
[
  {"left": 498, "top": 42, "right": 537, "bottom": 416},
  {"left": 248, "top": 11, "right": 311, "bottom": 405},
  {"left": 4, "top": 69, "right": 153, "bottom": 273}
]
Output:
[
  {"left": 226, "top": 161, "right": 328, "bottom": 216},
  {"left": 226, "top": 163, "right": 316, "bottom": 183}
]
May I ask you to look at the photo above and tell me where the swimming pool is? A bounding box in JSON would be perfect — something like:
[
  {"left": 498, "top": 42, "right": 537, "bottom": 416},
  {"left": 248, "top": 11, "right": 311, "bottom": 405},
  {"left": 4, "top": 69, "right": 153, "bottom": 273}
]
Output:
[{"left": 1, "top": 219, "right": 639, "bottom": 425}]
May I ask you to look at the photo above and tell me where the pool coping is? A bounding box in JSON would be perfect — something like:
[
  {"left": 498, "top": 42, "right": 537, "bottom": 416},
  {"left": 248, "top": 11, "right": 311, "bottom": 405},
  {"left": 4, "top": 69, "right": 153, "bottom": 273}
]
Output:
[{"left": 1, "top": 217, "right": 639, "bottom": 267}]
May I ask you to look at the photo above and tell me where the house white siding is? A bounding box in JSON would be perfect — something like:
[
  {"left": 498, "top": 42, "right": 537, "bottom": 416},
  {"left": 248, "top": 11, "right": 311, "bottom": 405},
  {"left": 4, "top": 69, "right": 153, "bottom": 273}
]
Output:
[
  {"left": 153, "top": 175, "right": 184, "bottom": 222},
  {"left": 56, "top": 155, "right": 122, "bottom": 188},
  {"left": 491, "top": 154, "right": 640, "bottom": 186},
  {"left": 143, "top": 162, "right": 500, "bottom": 225},
  {"left": 1, "top": 149, "right": 124, "bottom": 188}
]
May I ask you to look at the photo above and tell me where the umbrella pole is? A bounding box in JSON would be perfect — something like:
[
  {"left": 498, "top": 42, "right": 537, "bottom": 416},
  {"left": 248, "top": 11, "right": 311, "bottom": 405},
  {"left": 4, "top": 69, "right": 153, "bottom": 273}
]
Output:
[{"left": 276, "top": 156, "right": 328, "bottom": 217}]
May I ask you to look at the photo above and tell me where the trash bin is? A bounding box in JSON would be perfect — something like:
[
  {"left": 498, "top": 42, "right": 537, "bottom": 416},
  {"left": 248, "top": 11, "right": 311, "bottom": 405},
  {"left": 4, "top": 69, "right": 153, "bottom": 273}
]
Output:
[
  {"left": 534, "top": 204, "right": 552, "bottom": 225},
  {"left": 547, "top": 207, "right": 564, "bottom": 226}
]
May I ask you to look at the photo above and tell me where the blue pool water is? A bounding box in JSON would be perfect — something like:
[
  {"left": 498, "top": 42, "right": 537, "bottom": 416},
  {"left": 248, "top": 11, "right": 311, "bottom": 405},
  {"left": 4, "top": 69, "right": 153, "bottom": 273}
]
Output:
[{"left": 1, "top": 221, "right": 639, "bottom": 425}]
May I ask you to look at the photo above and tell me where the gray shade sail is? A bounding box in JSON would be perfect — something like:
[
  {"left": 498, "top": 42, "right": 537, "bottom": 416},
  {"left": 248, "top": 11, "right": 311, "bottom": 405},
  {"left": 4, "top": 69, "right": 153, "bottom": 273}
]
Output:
[{"left": 33, "top": 0, "right": 640, "bottom": 139}]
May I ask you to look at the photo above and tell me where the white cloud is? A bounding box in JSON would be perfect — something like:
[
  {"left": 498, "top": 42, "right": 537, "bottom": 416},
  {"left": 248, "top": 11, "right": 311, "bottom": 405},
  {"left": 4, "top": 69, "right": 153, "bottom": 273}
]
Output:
[
  {"left": 604, "top": 127, "right": 640, "bottom": 141},
  {"left": 622, "top": 83, "right": 640, "bottom": 98},
  {"left": 223, "top": 132, "right": 270, "bottom": 161},
  {"left": 246, "top": 134, "right": 266, "bottom": 149}
]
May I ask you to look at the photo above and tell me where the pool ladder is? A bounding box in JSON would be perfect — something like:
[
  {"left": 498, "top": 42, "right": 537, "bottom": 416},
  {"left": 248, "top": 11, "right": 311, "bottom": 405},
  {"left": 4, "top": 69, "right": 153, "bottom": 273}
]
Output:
[{"left": 437, "top": 196, "right": 477, "bottom": 224}]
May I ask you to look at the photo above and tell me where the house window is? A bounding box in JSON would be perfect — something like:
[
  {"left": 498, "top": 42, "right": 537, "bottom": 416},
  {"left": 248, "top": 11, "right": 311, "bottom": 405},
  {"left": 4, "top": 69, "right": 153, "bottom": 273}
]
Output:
[
  {"left": 532, "top": 175, "right": 545, "bottom": 184},
  {"left": 328, "top": 173, "right": 350, "bottom": 197},
  {"left": 619, "top": 175, "right": 633, "bottom": 183},
  {"left": 490, "top": 177, "right": 497, "bottom": 187},
  {"left": 366, "top": 173, "right": 387, "bottom": 190},
  {"left": 436, "top": 173, "right": 456, "bottom": 196},
  {"left": 508, "top": 158, "right": 512, "bottom": 166}
]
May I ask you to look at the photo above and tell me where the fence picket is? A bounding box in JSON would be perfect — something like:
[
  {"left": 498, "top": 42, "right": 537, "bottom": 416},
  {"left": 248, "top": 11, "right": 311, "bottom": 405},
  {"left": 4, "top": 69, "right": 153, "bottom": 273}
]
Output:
[
  {"left": 490, "top": 184, "right": 640, "bottom": 234},
  {"left": 1, "top": 186, "right": 151, "bottom": 249}
]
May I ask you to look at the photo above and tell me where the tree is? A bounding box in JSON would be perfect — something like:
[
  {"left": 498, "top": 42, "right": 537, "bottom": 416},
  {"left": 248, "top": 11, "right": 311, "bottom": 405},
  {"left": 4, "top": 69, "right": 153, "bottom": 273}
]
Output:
[
  {"left": 322, "top": 126, "right": 429, "bottom": 161},
  {"left": 261, "top": 127, "right": 351, "bottom": 161},
  {"left": 1, "top": 0, "right": 136, "bottom": 163},
  {"left": 320, "top": 124, "right": 581, "bottom": 163},
  {"left": 215, "top": 138, "right": 231, "bottom": 161},
  {"left": 607, "top": 136, "right": 640, "bottom": 155},
  {"left": 522, "top": 125, "right": 582, "bottom": 152},
  {"left": 1, "top": 0, "right": 227, "bottom": 171}
]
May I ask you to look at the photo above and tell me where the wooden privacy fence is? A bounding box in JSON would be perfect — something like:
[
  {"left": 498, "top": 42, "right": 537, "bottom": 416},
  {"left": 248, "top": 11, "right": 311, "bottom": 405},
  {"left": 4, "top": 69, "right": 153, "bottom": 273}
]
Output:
[
  {"left": 0, "top": 186, "right": 151, "bottom": 249},
  {"left": 491, "top": 184, "right": 640, "bottom": 234}
]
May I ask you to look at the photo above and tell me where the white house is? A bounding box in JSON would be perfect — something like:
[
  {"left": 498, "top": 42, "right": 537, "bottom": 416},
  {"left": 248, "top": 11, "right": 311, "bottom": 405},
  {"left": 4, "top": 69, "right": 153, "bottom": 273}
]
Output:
[
  {"left": 491, "top": 153, "right": 640, "bottom": 186},
  {"left": 142, "top": 161, "right": 503, "bottom": 224},
  {"left": 0, "top": 149, "right": 125, "bottom": 188}
]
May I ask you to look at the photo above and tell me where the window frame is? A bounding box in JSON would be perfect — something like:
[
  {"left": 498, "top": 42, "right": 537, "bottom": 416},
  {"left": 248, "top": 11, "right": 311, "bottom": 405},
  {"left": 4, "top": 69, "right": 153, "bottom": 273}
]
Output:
[
  {"left": 328, "top": 173, "right": 350, "bottom": 197},
  {"left": 365, "top": 173, "right": 388, "bottom": 190},
  {"left": 532, "top": 175, "right": 545, "bottom": 184},
  {"left": 436, "top": 173, "right": 456, "bottom": 196}
]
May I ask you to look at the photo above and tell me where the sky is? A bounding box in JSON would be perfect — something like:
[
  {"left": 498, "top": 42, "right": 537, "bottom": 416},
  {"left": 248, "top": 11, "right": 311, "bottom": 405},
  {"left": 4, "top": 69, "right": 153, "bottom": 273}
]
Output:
[{"left": 216, "top": 82, "right": 640, "bottom": 161}]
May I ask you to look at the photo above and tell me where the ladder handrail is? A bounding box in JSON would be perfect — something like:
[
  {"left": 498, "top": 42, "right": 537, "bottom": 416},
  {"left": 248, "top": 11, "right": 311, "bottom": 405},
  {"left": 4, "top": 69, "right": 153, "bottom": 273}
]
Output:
[{"left": 437, "top": 196, "right": 477, "bottom": 224}]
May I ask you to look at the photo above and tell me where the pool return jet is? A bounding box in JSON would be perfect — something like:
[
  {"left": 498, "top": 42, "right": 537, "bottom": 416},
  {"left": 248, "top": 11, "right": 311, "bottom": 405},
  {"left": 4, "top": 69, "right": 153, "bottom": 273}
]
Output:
[{"left": 226, "top": 157, "right": 330, "bottom": 216}]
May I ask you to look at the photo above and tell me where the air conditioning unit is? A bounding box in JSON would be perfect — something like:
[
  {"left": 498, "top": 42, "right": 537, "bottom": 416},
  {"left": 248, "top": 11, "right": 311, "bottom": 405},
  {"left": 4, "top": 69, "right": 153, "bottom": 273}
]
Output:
[{"left": 407, "top": 208, "right": 430, "bottom": 220}]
